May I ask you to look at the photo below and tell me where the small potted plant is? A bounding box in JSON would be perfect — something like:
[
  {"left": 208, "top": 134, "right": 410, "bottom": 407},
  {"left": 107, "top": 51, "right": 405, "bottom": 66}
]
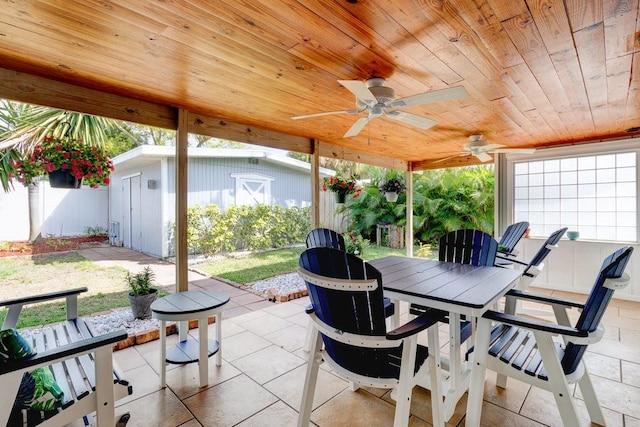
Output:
[
  {"left": 10, "top": 135, "right": 114, "bottom": 189},
  {"left": 126, "top": 266, "right": 159, "bottom": 319},
  {"left": 379, "top": 178, "right": 406, "bottom": 202},
  {"left": 322, "top": 174, "right": 362, "bottom": 204}
]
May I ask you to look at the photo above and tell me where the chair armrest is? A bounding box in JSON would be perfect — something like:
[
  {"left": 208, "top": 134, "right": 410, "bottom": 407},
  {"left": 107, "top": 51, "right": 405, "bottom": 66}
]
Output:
[
  {"left": 386, "top": 312, "right": 440, "bottom": 340},
  {"left": 506, "top": 289, "right": 584, "bottom": 309},
  {"left": 0, "top": 330, "right": 127, "bottom": 375},
  {"left": 482, "top": 310, "right": 588, "bottom": 338},
  {"left": 495, "top": 254, "right": 527, "bottom": 266},
  {"left": 0, "top": 287, "right": 88, "bottom": 307}
]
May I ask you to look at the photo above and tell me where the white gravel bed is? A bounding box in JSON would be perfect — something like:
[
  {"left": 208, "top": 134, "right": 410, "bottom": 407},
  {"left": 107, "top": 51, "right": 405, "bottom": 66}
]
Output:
[{"left": 248, "top": 272, "right": 306, "bottom": 298}]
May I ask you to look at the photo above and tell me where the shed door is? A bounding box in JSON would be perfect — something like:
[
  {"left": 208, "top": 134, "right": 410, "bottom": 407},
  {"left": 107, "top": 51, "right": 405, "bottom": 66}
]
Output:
[{"left": 122, "top": 175, "right": 142, "bottom": 251}]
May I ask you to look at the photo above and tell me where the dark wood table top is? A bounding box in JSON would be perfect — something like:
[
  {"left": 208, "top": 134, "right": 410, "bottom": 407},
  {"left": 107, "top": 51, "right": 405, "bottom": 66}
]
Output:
[
  {"left": 150, "top": 290, "right": 229, "bottom": 316},
  {"left": 369, "top": 256, "right": 522, "bottom": 312}
]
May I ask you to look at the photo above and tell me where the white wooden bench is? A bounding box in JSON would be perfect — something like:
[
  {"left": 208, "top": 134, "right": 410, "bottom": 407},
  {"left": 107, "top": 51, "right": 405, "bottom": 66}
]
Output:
[{"left": 0, "top": 287, "right": 132, "bottom": 426}]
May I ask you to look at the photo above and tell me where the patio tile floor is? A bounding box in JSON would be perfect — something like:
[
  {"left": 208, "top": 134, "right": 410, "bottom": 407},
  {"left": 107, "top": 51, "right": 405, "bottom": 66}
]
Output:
[{"left": 75, "top": 247, "right": 640, "bottom": 426}]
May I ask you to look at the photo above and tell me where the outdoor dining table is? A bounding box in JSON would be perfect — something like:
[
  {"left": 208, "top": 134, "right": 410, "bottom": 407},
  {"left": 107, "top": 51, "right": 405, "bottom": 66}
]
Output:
[{"left": 369, "top": 256, "right": 522, "bottom": 425}]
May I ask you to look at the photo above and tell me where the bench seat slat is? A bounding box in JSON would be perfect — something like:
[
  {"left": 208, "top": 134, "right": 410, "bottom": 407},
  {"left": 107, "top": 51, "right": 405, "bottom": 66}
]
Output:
[
  {"left": 65, "top": 320, "right": 98, "bottom": 388},
  {"left": 35, "top": 330, "right": 75, "bottom": 408},
  {"left": 52, "top": 324, "right": 90, "bottom": 400}
]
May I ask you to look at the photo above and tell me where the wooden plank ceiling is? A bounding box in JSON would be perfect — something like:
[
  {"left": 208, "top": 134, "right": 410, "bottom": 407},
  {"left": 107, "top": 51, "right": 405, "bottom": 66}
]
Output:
[{"left": 0, "top": 0, "right": 639, "bottom": 170}]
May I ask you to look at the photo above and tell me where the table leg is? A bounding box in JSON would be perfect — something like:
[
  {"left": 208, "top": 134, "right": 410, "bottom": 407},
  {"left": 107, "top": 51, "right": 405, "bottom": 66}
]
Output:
[
  {"left": 179, "top": 320, "right": 188, "bottom": 341},
  {"left": 160, "top": 320, "right": 167, "bottom": 388},
  {"left": 198, "top": 317, "right": 208, "bottom": 387},
  {"left": 215, "top": 313, "right": 222, "bottom": 367}
]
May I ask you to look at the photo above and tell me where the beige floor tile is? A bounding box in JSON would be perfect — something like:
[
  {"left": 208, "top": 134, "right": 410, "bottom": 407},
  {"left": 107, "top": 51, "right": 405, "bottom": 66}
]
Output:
[
  {"left": 117, "top": 364, "right": 163, "bottom": 405},
  {"left": 232, "top": 292, "right": 267, "bottom": 305},
  {"left": 239, "top": 312, "right": 295, "bottom": 336},
  {"left": 183, "top": 374, "right": 278, "bottom": 426},
  {"left": 231, "top": 344, "right": 305, "bottom": 384},
  {"left": 309, "top": 388, "right": 398, "bottom": 426},
  {"left": 586, "top": 375, "right": 640, "bottom": 420},
  {"left": 116, "top": 388, "right": 195, "bottom": 427},
  {"left": 622, "top": 360, "right": 640, "bottom": 387},
  {"left": 625, "top": 414, "right": 640, "bottom": 427},
  {"left": 583, "top": 351, "right": 621, "bottom": 381},
  {"left": 113, "top": 346, "right": 148, "bottom": 372},
  {"left": 264, "top": 363, "right": 347, "bottom": 410},
  {"left": 223, "top": 330, "right": 272, "bottom": 361},
  {"left": 261, "top": 300, "right": 306, "bottom": 318},
  {"left": 213, "top": 316, "right": 246, "bottom": 339},
  {"left": 165, "top": 360, "right": 243, "bottom": 400},
  {"left": 235, "top": 401, "right": 299, "bottom": 427},
  {"left": 462, "top": 400, "right": 545, "bottom": 426},
  {"left": 287, "top": 311, "right": 311, "bottom": 327},
  {"left": 263, "top": 323, "right": 307, "bottom": 352},
  {"left": 176, "top": 419, "right": 203, "bottom": 427},
  {"left": 480, "top": 372, "right": 530, "bottom": 414}
]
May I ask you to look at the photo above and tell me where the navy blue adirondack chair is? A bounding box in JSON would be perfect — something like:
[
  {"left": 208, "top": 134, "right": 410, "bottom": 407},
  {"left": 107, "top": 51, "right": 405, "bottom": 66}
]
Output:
[
  {"left": 305, "top": 227, "right": 346, "bottom": 251},
  {"left": 466, "top": 246, "right": 633, "bottom": 426},
  {"left": 297, "top": 247, "right": 443, "bottom": 426},
  {"left": 439, "top": 228, "right": 498, "bottom": 266},
  {"left": 501, "top": 227, "right": 567, "bottom": 314},
  {"left": 303, "top": 228, "right": 395, "bottom": 351},
  {"left": 495, "top": 221, "right": 529, "bottom": 266},
  {"left": 411, "top": 229, "right": 498, "bottom": 342}
]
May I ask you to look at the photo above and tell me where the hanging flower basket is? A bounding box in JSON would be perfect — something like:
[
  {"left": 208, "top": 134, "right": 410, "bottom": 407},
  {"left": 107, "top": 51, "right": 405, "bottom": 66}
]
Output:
[
  {"left": 322, "top": 174, "right": 362, "bottom": 204},
  {"left": 48, "top": 169, "right": 82, "bottom": 189},
  {"left": 385, "top": 191, "right": 399, "bottom": 202},
  {"left": 11, "top": 135, "right": 114, "bottom": 189}
]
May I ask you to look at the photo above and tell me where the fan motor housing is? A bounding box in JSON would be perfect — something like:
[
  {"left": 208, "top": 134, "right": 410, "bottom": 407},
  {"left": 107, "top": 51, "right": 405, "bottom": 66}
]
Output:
[{"left": 356, "top": 85, "right": 395, "bottom": 108}]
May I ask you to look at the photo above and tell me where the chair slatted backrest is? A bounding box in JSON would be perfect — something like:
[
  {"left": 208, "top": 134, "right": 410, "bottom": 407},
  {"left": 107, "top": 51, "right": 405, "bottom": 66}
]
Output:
[
  {"left": 522, "top": 227, "right": 567, "bottom": 278},
  {"left": 561, "top": 246, "right": 633, "bottom": 375},
  {"left": 497, "top": 221, "right": 529, "bottom": 255},
  {"left": 305, "top": 228, "right": 346, "bottom": 251},
  {"left": 439, "top": 229, "right": 498, "bottom": 267},
  {"left": 299, "top": 247, "right": 394, "bottom": 378}
]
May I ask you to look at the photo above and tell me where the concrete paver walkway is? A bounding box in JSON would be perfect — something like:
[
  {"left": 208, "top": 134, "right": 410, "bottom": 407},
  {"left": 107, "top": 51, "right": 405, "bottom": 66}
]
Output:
[{"left": 78, "top": 245, "right": 273, "bottom": 320}]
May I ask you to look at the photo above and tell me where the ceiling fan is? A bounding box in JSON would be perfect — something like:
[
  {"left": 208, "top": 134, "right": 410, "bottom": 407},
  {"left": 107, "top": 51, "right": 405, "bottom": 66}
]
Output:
[
  {"left": 435, "top": 134, "right": 536, "bottom": 163},
  {"left": 291, "top": 78, "right": 468, "bottom": 137}
]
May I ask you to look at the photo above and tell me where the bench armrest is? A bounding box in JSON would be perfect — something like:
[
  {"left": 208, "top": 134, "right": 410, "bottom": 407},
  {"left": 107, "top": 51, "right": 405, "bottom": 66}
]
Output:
[
  {"left": 1, "top": 288, "right": 88, "bottom": 329},
  {"left": 0, "top": 330, "right": 127, "bottom": 375}
]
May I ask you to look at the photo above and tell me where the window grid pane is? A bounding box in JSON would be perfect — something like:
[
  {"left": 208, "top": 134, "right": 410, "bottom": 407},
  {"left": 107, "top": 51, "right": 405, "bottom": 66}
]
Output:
[{"left": 514, "top": 152, "right": 637, "bottom": 242}]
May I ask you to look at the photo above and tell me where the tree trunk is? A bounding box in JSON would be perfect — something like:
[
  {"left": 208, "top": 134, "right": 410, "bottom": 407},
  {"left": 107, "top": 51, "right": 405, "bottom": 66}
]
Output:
[{"left": 28, "top": 179, "right": 42, "bottom": 242}]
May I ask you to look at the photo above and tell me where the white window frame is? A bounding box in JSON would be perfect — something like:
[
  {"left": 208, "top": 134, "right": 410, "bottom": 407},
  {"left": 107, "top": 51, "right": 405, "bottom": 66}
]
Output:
[
  {"left": 230, "top": 172, "right": 274, "bottom": 206},
  {"left": 504, "top": 137, "right": 640, "bottom": 243}
]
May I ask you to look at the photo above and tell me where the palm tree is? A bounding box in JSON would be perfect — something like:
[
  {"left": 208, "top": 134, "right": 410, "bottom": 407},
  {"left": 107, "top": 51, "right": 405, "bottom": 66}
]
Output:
[{"left": 0, "top": 100, "right": 127, "bottom": 241}]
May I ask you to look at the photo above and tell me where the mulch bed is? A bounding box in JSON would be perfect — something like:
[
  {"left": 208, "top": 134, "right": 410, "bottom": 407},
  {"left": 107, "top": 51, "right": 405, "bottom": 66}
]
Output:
[{"left": 0, "top": 235, "right": 108, "bottom": 258}]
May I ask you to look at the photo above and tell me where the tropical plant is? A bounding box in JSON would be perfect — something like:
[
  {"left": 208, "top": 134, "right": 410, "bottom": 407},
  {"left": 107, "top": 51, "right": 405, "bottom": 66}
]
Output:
[
  {"left": 11, "top": 135, "right": 114, "bottom": 188},
  {"left": 126, "top": 266, "right": 156, "bottom": 296}
]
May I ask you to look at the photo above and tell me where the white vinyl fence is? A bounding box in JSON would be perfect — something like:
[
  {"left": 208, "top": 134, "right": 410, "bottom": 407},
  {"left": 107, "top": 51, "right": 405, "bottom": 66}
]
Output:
[{"left": 0, "top": 180, "right": 109, "bottom": 241}]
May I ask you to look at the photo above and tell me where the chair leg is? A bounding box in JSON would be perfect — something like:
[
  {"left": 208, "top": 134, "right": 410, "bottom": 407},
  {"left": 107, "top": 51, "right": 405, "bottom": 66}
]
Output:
[
  {"left": 534, "top": 331, "right": 581, "bottom": 427},
  {"left": 393, "top": 335, "right": 418, "bottom": 427},
  {"left": 427, "top": 324, "right": 444, "bottom": 427},
  {"left": 577, "top": 365, "right": 606, "bottom": 425},
  {"left": 94, "top": 347, "right": 116, "bottom": 427},
  {"left": 297, "top": 330, "right": 323, "bottom": 427},
  {"left": 303, "top": 318, "right": 314, "bottom": 352}
]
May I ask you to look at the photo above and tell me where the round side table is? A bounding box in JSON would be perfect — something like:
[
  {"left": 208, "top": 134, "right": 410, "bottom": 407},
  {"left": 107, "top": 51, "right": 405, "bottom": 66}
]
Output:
[{"left": 151, "top": 290, "right": 229, "bottom": 388}]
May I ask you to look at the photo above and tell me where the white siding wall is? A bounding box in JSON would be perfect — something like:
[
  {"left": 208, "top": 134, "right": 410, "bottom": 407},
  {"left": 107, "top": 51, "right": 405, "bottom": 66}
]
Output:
[{"left": 0, "top": 180, "right": 108, "bottom": 241}]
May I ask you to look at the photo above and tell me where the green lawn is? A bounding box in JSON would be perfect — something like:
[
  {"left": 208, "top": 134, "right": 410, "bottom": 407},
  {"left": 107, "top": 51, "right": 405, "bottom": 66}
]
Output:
[
  {"left": 1, "top": 242, "right": 433, "bottom": 328},
  {"left": 194, "top": 244, "right": 429, "bottom": 284}
]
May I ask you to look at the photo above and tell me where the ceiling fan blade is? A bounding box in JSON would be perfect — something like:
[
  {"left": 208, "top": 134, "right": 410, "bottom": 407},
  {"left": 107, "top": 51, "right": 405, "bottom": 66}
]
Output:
[
  {"left": 344, "top": 116, "right": 370, "bottom": 137},
  {"left": 338, "top": 80, "right": 377, "bottom": 106},
  {"left": 475, "top": 151, "right": 493, "bottom": 162},
  {"left": 386, "top": 111, "right": 437, "bottom": 130},
  {"left": 492, "top": 148, "right": 537, "bottom": 154},
  {"left": 388, "top": 86, "right": 468, "bottom": 108},
  {"left": 292, "top": 109, "right": 359, "bottom": 120}
]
